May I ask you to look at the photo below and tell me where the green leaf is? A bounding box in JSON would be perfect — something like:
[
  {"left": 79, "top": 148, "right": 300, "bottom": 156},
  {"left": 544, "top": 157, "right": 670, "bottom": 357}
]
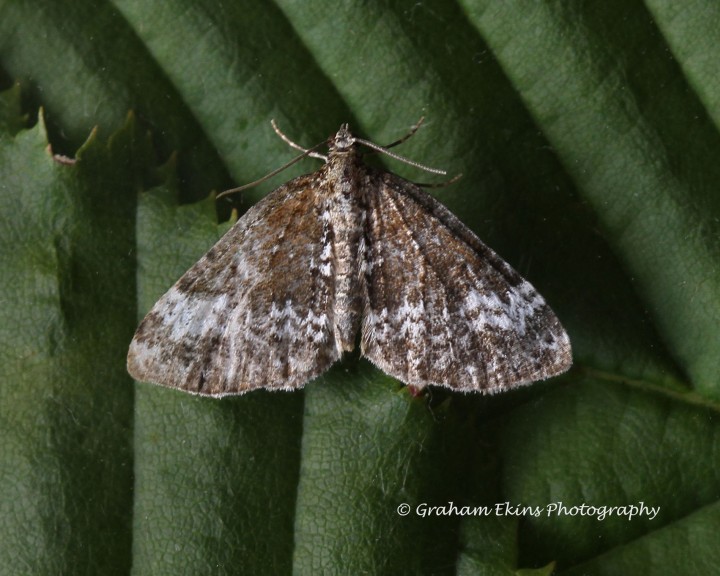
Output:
[
  {"left": 1, "top": 1, "right": 719, "bottom": 574},
  {"left": 0, "top": 111, "right": 139, "bottom": 574}
]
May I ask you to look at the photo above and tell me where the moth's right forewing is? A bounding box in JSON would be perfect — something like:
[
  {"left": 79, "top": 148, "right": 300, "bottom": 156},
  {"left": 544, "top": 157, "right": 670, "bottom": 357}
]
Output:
[{"left": 360, "top": 172, "right": 572, "bottom": 393}]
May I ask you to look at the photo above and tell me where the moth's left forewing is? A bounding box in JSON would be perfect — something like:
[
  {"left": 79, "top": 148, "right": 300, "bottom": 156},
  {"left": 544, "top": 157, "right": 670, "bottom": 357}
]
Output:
[
  {"left": 128, "top": 174, "right": 341, "bottom": 396},
  {"left": 360, "top": 172, "right": 572, "bottom": 393}
]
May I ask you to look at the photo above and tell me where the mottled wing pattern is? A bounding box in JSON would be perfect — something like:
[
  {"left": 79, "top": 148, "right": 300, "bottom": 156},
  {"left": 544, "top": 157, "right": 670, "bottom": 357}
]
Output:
[
  {"left": 127, "top": 174, "right": 338, "bottom": 396},
  {"left": 361, "top": 170, "right": 572, "bottom": 393}
]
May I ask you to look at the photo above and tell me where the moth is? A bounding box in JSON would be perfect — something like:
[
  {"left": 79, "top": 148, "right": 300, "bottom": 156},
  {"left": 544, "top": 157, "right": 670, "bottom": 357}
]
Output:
[{"left": 127, "top": 120, "right": 572, "bottom": 396}]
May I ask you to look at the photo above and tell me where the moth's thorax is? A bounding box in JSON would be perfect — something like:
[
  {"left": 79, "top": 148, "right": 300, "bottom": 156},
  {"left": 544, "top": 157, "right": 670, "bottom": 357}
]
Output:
[{"left": 325, "top": 147, "right": 363, "bottom": 197}]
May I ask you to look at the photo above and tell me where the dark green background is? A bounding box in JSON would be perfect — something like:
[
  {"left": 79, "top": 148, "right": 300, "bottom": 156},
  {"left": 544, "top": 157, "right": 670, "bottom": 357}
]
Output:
[{"left": 1, "top": 1, "right": 718, "bottom": 574}]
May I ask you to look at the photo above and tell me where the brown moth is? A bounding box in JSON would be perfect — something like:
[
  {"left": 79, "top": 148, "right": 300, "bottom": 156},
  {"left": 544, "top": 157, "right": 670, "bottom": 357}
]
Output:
[{"left": 128, "top": 122, "right": 571, "bottom": 396}]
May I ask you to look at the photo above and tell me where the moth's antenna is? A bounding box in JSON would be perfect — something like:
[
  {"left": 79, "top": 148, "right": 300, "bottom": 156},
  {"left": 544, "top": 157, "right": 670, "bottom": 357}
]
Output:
[
  {"left": 217, "top": 123, "right": 326, "bottom": 199},
  {"left": 354, "top": 137, "right": 447, "bottom": 176},
  {"left": 271, "top": 120, "right": 328, "bottom": 161},
  {"left": 218, "top": 118, "right": 452, "bottom": 199},
  {"left": 352, "top": 116, "right": 447, "bottom": 175}
]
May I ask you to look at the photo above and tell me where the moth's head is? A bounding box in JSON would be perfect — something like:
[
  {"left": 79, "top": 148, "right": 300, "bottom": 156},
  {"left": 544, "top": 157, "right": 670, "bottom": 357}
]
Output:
[{"left": 330, "top": 124, "right": 356, "bottom": 152}]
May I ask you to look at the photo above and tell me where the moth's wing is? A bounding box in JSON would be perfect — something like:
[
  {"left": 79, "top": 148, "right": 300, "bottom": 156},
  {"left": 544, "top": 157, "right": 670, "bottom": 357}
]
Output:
[
  {"left": 127, "top": 174, "right": 339, "bottom": 396},
  {"left": 361, "top": 172, "right": 572, "bottom": 393}
]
